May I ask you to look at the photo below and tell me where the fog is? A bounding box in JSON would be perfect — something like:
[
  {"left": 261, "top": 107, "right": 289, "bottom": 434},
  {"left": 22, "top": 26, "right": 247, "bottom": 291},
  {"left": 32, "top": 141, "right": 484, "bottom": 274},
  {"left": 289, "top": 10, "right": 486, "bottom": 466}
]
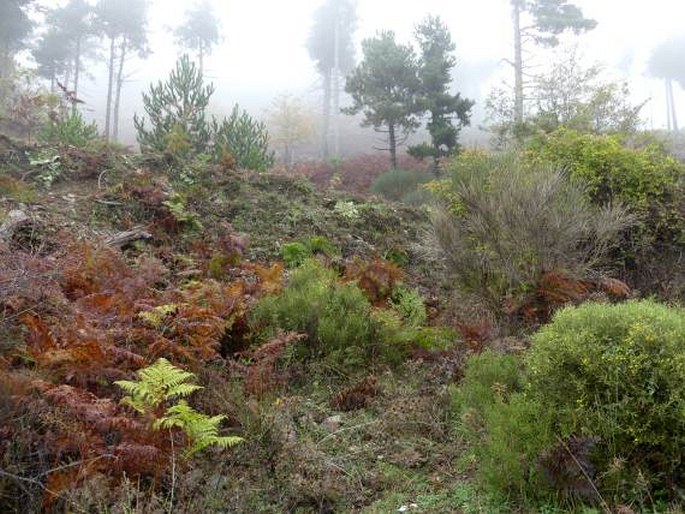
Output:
[{"left": 28, "top": 0, "right": 685, "bottom": 152}]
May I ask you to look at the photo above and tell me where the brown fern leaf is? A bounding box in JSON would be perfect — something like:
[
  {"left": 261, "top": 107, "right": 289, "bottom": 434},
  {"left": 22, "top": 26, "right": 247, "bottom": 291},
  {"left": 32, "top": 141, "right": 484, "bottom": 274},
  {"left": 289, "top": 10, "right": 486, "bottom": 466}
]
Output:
[
  {"left": 455, "top": 319, "right": 491, "bottom": 353},
  {"left": 60, "top": 244, "right": 132, "bottom": 300},
  {"left": 511, "top": 270, "right": 593, "bottom": 324},
  {"left": 146, "top": 334, "right": 197, "bottom": 364},
  {"left": 44, "top": 384, "right": 118, "bottom": 425},
  {"left": 240, "top": 332, "right": 304, "bottom": 397},
  {"left": 330, "top": 376, "right": 381, "bottom": 411},
  {"left": 537, "top": 271, "right": 590, "bottom": 307},
  {"left": 595, "top": 277, "right": 631, "bottom": 299},
  {"left": 111, "top": 442, "right": 165, "bottom": 475},
  {"left": 252, "top": 262, "right": 285, "bottom": 295},
  {"left": 43, "top": 467, "right": 80, "bottom": 510},
  {"left": 19, "top": 313, "right": 56, "bottom": 352},
  {"left": 344, "top": 258, "right": 404, "bottom": 306},
  {"left": 109, "top": 346, "right": 146, "bottom": 367}
]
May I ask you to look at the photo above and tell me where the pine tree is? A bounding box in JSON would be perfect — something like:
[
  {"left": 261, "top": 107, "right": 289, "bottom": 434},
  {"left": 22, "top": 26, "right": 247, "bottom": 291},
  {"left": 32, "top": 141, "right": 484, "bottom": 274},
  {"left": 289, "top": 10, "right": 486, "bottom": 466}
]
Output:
[
  {"left": 510, "top": 0, "right": 596, "bottom": 140},
  {"left": 173, "top": 0, "right": 221, "bottom": 74},
  {"left": 95, "top": 0, "right": 149, "bottom": 141},
  {"left": 307, "top": 0, "right": 357, "bottom": 159},
  {"left": 344, "top": 31, "right": 421, "bottom": 169},
  {"left": 408, "top": 15, "right": 473, "bottom": 174},
  {"left": 134, "top": 54, "right": 214, "bottom": 154}
]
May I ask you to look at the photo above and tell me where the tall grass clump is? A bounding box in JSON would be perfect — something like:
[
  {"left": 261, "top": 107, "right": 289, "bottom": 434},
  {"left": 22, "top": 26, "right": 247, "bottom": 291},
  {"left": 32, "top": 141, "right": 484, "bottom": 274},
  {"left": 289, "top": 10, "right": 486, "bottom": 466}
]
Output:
[{"left": 430, "top": 151, "right": 634, "bottom": 312}]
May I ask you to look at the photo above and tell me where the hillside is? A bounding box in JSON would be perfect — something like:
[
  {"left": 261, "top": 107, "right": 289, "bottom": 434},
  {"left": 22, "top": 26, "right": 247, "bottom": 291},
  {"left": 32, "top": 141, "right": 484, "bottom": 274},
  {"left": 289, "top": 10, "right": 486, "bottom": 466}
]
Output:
[
  {"left": 3, "top": 128, "right": 685, "bottom": 514},
  {"left": 1, "top": 141, "right": 476, "bottom": 513}
]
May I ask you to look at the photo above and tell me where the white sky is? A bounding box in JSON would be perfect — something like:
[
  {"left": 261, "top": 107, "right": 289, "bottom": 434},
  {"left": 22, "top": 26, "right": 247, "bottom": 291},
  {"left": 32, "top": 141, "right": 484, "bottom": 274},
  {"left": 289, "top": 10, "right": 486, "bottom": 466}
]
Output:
[{"left": 40, "top": 0, "right": 685, "bottom": 139}]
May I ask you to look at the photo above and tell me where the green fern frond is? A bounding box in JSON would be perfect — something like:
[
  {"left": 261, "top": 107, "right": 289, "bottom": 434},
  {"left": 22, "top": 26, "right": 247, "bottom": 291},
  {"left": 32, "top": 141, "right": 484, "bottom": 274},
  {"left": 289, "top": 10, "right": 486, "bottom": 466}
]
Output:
[
  {"left": 155, "top": 400, "right": 242, "bottom": 455},
  {"left": 115, "top": 359, "right": 242, "bottom": 456},
  {"left": 138, "top": 303, "right": 183, "bottom": 327},
  {"left": 115, "top": 358, "right": 202, "bottom": 412}
]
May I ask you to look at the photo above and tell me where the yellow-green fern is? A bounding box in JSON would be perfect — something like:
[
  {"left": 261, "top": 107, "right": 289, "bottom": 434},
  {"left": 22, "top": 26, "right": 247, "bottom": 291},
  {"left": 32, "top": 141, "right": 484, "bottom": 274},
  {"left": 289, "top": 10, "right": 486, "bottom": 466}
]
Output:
[{"left": 115, "top": 358, "right": 242, "bottom": 454}]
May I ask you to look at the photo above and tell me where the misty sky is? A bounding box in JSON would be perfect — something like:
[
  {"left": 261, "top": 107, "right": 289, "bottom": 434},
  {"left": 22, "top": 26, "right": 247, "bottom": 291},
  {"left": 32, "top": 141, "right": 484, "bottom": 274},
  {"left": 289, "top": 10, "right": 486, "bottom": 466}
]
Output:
[{"left": 42, "top": 0, "right": 685, "bottom": 142}]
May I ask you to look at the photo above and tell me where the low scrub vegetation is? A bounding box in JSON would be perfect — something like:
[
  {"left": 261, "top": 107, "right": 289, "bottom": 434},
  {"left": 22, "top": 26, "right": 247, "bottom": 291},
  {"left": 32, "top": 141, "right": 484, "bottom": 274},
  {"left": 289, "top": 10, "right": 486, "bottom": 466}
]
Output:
[
  {"left": 3, "top": 60, "right": 685, "bottom": 513},
  {"left": 453, "top": 300, "right": 685, "bottom": 510}
]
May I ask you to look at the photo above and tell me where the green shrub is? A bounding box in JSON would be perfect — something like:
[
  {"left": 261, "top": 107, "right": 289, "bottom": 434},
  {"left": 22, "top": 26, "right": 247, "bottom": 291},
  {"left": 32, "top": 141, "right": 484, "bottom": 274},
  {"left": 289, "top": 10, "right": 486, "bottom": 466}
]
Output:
[
  {"left": 431, "top": 152, "right": 634, "bottom": 311},
  {"left": 39, "top": 111, "right": 100, "bottom": 147},
  {"left": 399, "top": 188, "right": 434, "bottom": 206},
  {"left": 306, "top": 235, "right": 339, "bottom": 258},
  {"left": 250, "top": 259, "right": 381, "bottom": 371},
  {"left": 526, "top": 128, "right": 683, "bottom": 212},
  {"left": 412, "top": 326, "right": 458, "bottom": 351},
  {"left": 525, "top": 128, "right": 685, "bottom": 253},
  {"left": 371, "top": 168, "right": 431, "bottom": 202},
  {"left": 251, "top": 259, "right": 423, "bottom": 371},
  {"left": 280, "top": 236, "right": 340, "bottom": 268},
  {"left": 389, "top": 287, "right": 427, "bottom": 328},
  {"left": 458, "top": 301, "right": 685, "bottom": 505},
  {"left": 527, "top": 300, "right": 685, "bottom": 500},
  {"left": 280, "top": 242, "right": 310, "bottom": 268}
]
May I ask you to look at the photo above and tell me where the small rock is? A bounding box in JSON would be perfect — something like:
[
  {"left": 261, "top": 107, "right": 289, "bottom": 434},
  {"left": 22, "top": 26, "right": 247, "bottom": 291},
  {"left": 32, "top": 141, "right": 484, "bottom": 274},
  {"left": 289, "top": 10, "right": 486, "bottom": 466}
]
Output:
[
  {"left": 321, "top": 414, "right": 342, "bottom": 432},
  {"left": 397, "top": 506, "right": 409, "bottom": 513}
]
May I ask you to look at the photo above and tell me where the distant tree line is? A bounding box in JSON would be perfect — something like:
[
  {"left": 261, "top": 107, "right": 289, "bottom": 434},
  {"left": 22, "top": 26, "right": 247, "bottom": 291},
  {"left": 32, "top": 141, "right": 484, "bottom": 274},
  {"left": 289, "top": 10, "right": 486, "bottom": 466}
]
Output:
[{"left": 1, "top": 0, "right": 222, "bottom": 143}]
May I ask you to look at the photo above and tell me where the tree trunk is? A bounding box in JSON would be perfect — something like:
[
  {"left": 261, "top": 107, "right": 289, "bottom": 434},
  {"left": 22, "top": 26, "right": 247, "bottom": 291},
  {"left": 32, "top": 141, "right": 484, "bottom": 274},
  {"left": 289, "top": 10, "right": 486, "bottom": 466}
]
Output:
[
  {"left": 284, "top": 143, "right": 292, "bottom": 172},
  {"left": 72, "top": 35, "right": 81, "bottom": 115},
  {"left": 321, "top": 68, "right": 332, "bottom": 160},
  {"left": 105, "top": 36, "right": 116, "bottom": 141},
  {"left": 667, "top": 78, "right": 678, "bottom": 132},
  {"left": 332, "top": 8, "right": 341, "bottom": 158},
  {"left": 512, "top": 0, "right": 524, "bottom": 134},
  {"left": 199, "top": 40, "right": 204, "bottom": 75},
  {"left": 666, "top": 79, "right": 672, "bottom": 131},
  {"left": 388, "top": 123, "right": 397, "bottom": 169},
  {"left": 113, "top": 38, "right": 127, "bottom": 142}
]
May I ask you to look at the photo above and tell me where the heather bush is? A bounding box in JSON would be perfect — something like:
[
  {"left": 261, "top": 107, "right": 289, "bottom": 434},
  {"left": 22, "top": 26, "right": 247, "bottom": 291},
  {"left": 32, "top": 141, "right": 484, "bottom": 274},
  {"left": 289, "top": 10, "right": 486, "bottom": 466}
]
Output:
[
  {"left": 250, "top": 260, "right": 379, "bottom": 371},
  {"left": 451, "top": 351, "right": 552, "bottom": 498},
  {"left": 251, "top": 259, "right": 418, "bottom": 372}
]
